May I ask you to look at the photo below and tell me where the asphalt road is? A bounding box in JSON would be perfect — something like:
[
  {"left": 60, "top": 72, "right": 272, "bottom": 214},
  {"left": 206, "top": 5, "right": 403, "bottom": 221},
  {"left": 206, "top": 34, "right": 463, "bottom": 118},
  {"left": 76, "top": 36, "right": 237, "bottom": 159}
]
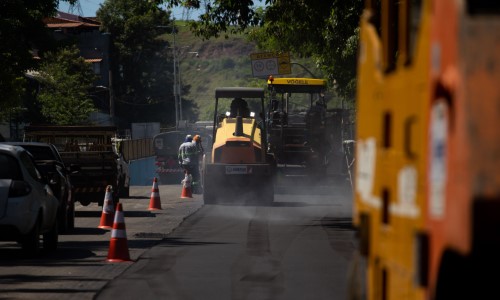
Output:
[
  {"left": 0, "top": 178, "right": 356, "bottom": 300},
  {"left": 0, "top": 184, "right": 204, "bottom": 300},
  {"left": 97, "top": 179, "right": 356, "bottom": 300}
]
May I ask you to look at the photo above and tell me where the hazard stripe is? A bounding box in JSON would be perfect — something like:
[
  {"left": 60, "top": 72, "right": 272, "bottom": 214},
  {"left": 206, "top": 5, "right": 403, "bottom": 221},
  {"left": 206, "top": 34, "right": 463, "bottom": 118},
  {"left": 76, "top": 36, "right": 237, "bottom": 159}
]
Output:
[
  {"left": 150, "top": 191, "right": 160, "bottom": 197},
  {"left": 74, "top": 187, "right": 104, "bottom": 193},
  {"left": 103, "top": 207, "right": 113, "bottom": 214},
  {"left": 156, "top": 168, "right": 183, "bottom": 173},
  {"left": 111, "top": 229, "right": 127, "bottom": 238},
  {"left": 113, "top": 222, "right": 126, "bottom": 230},
  {"left": 113, "top": 212, "right": 125, "bottom": 224}
]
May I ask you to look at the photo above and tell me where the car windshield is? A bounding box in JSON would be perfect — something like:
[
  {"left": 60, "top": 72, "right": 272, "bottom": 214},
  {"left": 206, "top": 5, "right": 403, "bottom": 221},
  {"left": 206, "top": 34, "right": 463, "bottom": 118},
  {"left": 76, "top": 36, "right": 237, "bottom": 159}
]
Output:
[{"left": 0, "top": 153, "right": 22, "bottom": 180}]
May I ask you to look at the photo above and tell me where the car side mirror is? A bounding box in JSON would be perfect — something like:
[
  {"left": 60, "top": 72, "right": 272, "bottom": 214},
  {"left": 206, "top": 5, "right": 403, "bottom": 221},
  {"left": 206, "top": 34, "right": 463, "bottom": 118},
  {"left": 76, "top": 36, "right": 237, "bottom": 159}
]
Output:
[
  {"left": 69, "top": 164, "right": 81, "bottom": 174},
  {"left": 48, "top": 173, "right": 59, "bottom": 185}
]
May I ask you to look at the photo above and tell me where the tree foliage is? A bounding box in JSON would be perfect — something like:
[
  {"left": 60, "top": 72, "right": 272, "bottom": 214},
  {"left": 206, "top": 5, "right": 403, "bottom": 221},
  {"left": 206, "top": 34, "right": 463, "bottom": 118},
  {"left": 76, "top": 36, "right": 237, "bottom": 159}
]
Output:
[
  {"left": 164, "top": 0, "right": 363, "bottom": 98},
  {"left": 97, "top": 0, "right": 179, "bottom": 126},
  {"left": 0, "top": 0, "right": 77, "bottom": 120},
  {"left": 36, "top": 46, "right": 97, "bottom": 125}
]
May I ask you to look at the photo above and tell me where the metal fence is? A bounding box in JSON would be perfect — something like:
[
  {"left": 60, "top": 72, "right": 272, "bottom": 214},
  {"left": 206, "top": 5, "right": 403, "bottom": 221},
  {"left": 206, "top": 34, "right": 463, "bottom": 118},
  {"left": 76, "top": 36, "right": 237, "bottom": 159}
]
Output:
[{"left": 121, "top": 138, "right": 154, "bottom": 161}]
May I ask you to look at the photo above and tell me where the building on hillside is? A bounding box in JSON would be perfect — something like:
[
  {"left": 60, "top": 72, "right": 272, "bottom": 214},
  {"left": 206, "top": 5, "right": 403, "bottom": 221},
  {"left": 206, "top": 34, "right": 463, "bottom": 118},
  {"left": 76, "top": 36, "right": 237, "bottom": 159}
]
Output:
[
  {"left": 3, "top": 12, "right": 116, "bottom": 141},
  {"left": 44, "top": 11, "right": 113, "bottom": 125}
]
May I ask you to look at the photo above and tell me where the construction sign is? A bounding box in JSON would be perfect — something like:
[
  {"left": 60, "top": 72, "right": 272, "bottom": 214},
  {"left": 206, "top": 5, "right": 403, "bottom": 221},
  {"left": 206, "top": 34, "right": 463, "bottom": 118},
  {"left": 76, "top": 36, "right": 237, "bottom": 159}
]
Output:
[{"left": 250, "top": 52, "right": 291, "bottom": 77}]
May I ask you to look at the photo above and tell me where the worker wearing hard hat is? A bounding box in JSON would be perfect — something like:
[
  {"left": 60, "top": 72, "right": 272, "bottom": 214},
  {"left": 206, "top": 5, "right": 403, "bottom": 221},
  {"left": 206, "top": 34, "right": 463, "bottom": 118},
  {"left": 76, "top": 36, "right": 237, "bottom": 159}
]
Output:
[
  {"left": 191, "top": 134, "right": 204, "bottom": 194},
  {"left": 178, "top": 134, "right": 198, "bottom": 183},
  {"left": 193, "top": 135, "right": 204, "bottom": 157}
]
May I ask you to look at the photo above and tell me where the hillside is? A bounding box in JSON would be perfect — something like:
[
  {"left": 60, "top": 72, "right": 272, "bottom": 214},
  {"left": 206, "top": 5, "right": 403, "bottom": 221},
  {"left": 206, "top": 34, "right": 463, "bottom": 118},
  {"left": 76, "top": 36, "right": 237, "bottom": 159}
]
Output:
[{"left": 168, "top": 21, "right": 327, "bottom": 121}]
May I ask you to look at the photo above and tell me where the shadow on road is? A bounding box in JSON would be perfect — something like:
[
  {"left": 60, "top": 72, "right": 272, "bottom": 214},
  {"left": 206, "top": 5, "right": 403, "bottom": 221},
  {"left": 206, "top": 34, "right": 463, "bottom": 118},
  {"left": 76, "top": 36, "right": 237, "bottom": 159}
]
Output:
[{"left": 158, "top": 237, "right": 232, "bottom": 248}]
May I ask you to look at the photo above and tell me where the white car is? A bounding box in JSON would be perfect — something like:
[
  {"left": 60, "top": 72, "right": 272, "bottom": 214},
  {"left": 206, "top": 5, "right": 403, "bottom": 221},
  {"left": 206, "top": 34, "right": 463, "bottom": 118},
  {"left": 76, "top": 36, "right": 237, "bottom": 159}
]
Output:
[{"left": 0, "top": 144, "right": 59, "bottom": 255}]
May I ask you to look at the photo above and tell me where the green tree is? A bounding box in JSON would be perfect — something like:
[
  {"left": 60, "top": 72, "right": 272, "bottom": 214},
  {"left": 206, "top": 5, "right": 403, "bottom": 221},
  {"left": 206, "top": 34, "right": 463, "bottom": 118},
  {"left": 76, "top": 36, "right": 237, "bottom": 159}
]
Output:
[
  {"left": 164, "top": 0, "right": 363, "bottom": 98},
  {"left": 0, "top": 0, "right": 77, "bottom": 121},
  {"left": 97, "top": 0, "right": 179, "bottom": 127},
  {"left": 36, "top": 46, "right": 97, "bottom": 125}
]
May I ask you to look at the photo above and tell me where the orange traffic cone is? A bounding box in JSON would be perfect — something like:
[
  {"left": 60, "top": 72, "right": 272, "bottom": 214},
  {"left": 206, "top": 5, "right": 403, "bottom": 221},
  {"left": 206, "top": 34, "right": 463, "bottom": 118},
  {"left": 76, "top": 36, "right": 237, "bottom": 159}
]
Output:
[
  {"left": 148, "top": 177, "right": 162, "bottom": 210},
  {"left": 98, "top": 185, "right": 115, "bottom": 229},
  {"left": 107, "top": 203, "right": 132, "bottom": 262},
  {"left": 181, "top": 172, "right": 193, "bottom": 199}
]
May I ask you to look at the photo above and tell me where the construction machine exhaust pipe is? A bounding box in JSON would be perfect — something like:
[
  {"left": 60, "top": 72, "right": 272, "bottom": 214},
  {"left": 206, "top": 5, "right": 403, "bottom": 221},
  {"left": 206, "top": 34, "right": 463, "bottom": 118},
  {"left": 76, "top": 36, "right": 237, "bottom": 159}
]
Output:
[{"left": 234, "top": 116, "right": 243, "bottom": 136}]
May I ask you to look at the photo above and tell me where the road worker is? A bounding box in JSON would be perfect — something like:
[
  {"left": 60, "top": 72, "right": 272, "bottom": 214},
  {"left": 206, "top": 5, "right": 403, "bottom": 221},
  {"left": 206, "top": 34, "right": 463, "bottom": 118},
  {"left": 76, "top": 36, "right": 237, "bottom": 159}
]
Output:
[
  {"left": 178, "top": 135, "right": 199, "bottom": 186},
  {"left": 193, "top": 135, "right": 204, "bottom": 159},
  {"left": 304, "top": 100, "right": 327, "bottom": 146},
  {"left": 192, "top": 134, "right": 204, "bottom": 194},
  {"left": 230, "top": 97, "right": 250, "bottom": 117}
]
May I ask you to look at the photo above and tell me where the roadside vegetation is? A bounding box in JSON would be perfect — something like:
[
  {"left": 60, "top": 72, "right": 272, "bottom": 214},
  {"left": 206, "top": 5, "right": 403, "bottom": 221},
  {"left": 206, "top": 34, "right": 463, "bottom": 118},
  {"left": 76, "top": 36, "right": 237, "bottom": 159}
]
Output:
[{"left": 0, "top": 0, "right": 361, "bottom": 128}]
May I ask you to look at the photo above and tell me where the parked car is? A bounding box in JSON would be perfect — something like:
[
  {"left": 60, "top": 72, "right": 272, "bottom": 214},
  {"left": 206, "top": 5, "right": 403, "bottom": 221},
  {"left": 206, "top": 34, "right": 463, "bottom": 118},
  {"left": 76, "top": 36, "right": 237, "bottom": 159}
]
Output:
[
  {"left": 0, "top": 144, "right": 59, "bottom": 255},
  {"left": 4, "top": 142, "right": 76, "bottom": 232}
]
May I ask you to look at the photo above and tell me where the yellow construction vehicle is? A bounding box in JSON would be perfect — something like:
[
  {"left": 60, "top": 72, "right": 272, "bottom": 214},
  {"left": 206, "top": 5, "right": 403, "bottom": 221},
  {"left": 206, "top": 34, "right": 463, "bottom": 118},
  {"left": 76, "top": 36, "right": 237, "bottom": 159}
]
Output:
[
  {"left": 202, "top": 87, "right": 275, "bottom": 204},
  {"left": 266, "top": 77, "right": 330, "bottom": 179}
]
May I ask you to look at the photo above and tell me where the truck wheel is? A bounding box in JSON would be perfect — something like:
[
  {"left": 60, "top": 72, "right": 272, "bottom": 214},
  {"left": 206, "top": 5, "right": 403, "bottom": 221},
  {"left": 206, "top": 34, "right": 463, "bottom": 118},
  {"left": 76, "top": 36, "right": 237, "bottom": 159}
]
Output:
[
  {"left": 261, "top": 182, "right": 274, "bottom": 205},
  {"left": 43, "top": 218, "right": 59, "bottom": 252},
  {"left": 21, "top": 217, "right": 41, "bottom": 256},
  {"left": 79, "top": 199, "right": 91, "bottom": 206},
  {"left": 435, "top": 249, "right": 470, "bottom": 300},
  {"left": 119, "top": 185, "right": 130, "bottom": 198},
  {"left": 203, "top": 190, "right": 216, "bottom": 204},
  {"left": 203, "top": 183, "right": 216, "bottom": 204},
  {"left": 118, "top": 175, "right": 130, "bottom": 198}
]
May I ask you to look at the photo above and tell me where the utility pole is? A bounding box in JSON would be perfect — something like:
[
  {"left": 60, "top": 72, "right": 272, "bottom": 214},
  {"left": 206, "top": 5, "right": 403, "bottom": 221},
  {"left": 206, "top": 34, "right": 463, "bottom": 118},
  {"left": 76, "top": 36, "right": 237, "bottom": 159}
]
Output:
[
  {"left": 158, "top": 21, "right": 198, "bottom": 130},
  {"left": 172, "top": 21, "right": 179, "bottom": 130},
  {"left": 177, "top": 51, "right": 198, "bottom": 127}
]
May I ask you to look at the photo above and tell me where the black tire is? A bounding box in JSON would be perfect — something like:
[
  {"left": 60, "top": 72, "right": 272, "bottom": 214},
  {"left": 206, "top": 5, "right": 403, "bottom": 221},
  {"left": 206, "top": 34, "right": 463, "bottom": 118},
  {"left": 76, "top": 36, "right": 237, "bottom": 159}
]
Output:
[
  {"left": 203, "top": 182, "right": 216, "bottom": 204},
  {"left": 43, "top": 218, "right": 58, "bottom": 252},
  {"left": 119, "top": 185, "right": 130, "bottom": 198},
  {"left": 203, "top": 191, "right": 216, "bottom": 204},
  {"left": 257, "top": 181, "right": 274, "bottom": 206},
  {"left": 67, "top": 200, "right": 75, "bottom": 230},
  {"left": 118, "top": 175, "right": 130, "bottom": 198},
  {"left": 58, "top": 203, "right": 69, "bottom": 233},
  {"left": 21, "top": 218, "right": 41, "bottom": 256},
  {"left": 201, "top": 163, "right": 214, "bottom": 204},
  {"left": 434, "top": 249, "right": 470, "bottom": 300},
  {"left": 79, "top": 198, "right": 91, "bottom": 206},
  {"left": 265, "top": 183, "right": 274, "bottom": 205}
]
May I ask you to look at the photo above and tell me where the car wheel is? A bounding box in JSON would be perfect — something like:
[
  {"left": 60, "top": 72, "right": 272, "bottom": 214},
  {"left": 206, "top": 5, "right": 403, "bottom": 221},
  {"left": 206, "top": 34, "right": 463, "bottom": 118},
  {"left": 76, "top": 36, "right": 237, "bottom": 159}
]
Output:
[
  {"left": 58, "top": 204, "right": 69, "bottom": 234},
  {"left": 67, "top": 200, "right": 75, "bottom": 230},
  {"left": 43, "top": 218, "right": 58, "bottom": 252},
  {"left": 21, "top": 218, "right": 41, "bottom": 256}
]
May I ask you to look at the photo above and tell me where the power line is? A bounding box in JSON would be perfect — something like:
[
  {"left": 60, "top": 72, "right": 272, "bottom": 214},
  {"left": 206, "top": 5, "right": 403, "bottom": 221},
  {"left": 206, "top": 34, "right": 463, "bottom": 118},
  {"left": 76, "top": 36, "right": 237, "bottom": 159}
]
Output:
[{"left": 68, "top": 0, "right": 84, "bottom": 16}]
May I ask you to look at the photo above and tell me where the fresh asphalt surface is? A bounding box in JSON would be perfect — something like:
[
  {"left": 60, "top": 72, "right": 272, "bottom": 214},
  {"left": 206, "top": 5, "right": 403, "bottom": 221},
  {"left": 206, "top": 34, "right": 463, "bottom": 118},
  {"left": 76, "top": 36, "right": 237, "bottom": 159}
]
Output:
[
  {"left": 0, "top": 177, "right": 355, "bottom": 300},
  {"left": 0, "top": 184, "right": 203, "bottom": 300},
  {"left": 97, "top": 179, "right": 355, "bottom": 300}
]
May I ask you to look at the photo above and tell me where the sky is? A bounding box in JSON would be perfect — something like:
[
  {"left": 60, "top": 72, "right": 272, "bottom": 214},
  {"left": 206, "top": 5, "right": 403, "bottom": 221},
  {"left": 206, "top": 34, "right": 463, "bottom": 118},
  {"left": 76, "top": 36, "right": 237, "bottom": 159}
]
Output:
[
  {"left": 58, "top": 0, "right": 202, "bottom": 19},
  {"left": 58, "top": 0, "right": 264, "bottom": 19}
]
